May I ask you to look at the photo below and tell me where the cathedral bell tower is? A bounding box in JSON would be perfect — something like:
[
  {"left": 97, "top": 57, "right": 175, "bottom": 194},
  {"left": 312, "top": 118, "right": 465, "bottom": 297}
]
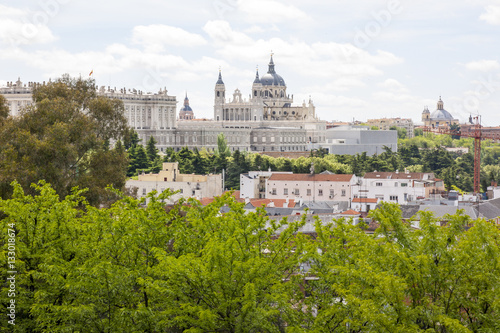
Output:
[{"left": 214, "top": 69, "right": 225, "bottom": 121}]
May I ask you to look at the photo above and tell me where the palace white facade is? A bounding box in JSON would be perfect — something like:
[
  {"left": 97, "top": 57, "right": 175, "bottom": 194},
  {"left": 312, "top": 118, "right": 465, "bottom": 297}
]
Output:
[{"left": 0, "top": 78, "right": 35, "bottom": 117}]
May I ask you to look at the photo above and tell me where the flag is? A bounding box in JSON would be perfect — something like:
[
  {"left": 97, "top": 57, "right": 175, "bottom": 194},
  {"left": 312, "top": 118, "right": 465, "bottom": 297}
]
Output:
[{"left": 89, "top": 70, "right": 93, "bottom": 76}]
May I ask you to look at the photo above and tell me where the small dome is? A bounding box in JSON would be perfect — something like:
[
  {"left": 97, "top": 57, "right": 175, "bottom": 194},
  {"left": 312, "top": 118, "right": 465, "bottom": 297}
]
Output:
[
  {"left": 430, "top": 97, "right": 454, "bottom": 120},
  {"left": 261, "top": 55, "right": 286, "bottom": 86},
  {"left": 430, "top": 109, "right": 454, "bottom": 120},
  {"left": 180, "top": 93, "right": 193, "bottom": 112}
]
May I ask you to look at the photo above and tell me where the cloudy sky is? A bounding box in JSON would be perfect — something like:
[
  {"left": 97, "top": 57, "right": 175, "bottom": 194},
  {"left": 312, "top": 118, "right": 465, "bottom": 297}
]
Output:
[{"left": 1, "top": 0, "right": 500, "bottom": 126}]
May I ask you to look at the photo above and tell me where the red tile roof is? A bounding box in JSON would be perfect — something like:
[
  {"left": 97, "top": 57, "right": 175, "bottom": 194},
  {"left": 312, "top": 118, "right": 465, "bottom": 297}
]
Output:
[
  {"left": 268, "top": 173, "right": 353, "bottom": 182},
  {"left": 199, "top": 197, "right": 215, "bottom": 206},
  {"left": 341, "top": 209, "right": 361, "bottom": 215},
  {"left": 352, "top": 198, "right": 378, "bottom": 203},
  {"left": 248, "top": 199, "right": 295, "bottom": 208}
]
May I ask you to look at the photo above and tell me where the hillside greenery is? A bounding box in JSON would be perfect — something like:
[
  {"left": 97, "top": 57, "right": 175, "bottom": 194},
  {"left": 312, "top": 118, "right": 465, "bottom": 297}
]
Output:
[
  {"left": 1, "top": 182, "right": 500, "bottom": 332},
  {"left": 126, "top": 131, "right": 500, "bottom": 193}
]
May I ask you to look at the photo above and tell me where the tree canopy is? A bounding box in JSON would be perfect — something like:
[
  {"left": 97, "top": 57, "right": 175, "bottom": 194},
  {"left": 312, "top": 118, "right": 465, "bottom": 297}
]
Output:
[
  {"left": 2, "top": 182, "right": 500, "bottom": 332},
  {"left": 0, "top": 75, "right": 129, "bottom": 205}
]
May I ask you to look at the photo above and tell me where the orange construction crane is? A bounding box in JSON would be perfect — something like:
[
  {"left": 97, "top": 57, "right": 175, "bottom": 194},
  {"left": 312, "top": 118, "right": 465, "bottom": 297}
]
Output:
[{"left": 424, "top": 116, "right": 500, "bottom": 194}]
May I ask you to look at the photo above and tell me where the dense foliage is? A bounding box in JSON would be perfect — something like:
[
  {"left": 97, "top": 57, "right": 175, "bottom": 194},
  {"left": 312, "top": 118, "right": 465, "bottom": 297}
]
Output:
[{"left": 1, "top": 183, "right": 500, "bottom": 332}]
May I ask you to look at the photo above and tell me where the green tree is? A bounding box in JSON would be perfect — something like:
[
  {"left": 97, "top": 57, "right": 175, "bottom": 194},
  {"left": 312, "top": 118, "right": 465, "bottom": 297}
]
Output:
[
  {"left": 145, "top": 135, "right": 159, "bottom": 163},
  {"left": 0, "top": 94, "right": 8, "bottom": 121},
  {"left": 123, "top": 127, "right": 140, "bottom": 150},
  {"left": 214, "top": 133, "right": 231, "bottom": 173},
  {"left": 127, "top": 144, "right": 150, "bottom": 177},
  {"left": 449, "top": 123, "right": 461, "bottom": 140},
  {"left": 0, "top": 75, "right": 128, "bottom": 205},
  {"left": 149, "top": 194, "right": 306, "bottom": 331}
]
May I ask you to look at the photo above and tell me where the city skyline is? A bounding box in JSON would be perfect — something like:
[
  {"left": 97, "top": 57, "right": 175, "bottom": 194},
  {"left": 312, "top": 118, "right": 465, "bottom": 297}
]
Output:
[{"left": 1, "top": 1, "right": 500, "bottom": 126}]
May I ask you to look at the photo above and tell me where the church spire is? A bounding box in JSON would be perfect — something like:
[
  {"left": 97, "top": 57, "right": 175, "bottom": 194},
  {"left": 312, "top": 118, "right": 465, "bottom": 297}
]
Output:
[
  {"left": 267, "top": 53, "right": 275, "bottom": 74},
  {"left": 216, "top": 68, "right": 224, "bottom": 85},
  {"left": 253, "top": 67, "right": 261, "bottom": 84}
]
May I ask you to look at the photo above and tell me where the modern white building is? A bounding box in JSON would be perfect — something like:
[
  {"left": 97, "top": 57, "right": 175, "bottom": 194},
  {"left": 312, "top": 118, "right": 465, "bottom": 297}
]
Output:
[
  {"left": 355, "top": 171, "right": 446, "bottom": 204},
  {"left": 321, "top": 125, "right": 398, "bottom": 155},
  {"left": 126, "top": 162, "right": 223, "bottom": 204}
]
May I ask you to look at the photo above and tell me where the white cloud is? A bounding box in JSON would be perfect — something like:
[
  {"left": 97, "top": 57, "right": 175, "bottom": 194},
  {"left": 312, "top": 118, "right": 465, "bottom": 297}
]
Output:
[
  {"left": 131, "top": 24, "right": 207, "bottom": 51},
  {"left": 203, "top": 20, "right": 254, "bottom": 45},
  {"left": 244, "top": 25, "right": 266, "bottom": 34},
  {"left": 0, "top": 4, "right": 57, "bottom": 46},
  {"left": 378, "top": 78, "right": 409, "bottom": 93},
  {"left": 480, "top": 5, "right": 500, "bottom": 25},
  {"left": 237, "top": 0, "right": 310, "bottom": 23},
  {"left": 464, "top": 59, "right": 500, "bottom": 72}
]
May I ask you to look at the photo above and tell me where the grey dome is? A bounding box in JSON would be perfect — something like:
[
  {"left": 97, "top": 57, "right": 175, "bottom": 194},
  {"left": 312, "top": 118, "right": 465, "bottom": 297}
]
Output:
[
  {"left": 430, "top": 109, "right": 454, "bottom": 120},
  {"left": 260, "top": 55, "right": 286, "bottom": 86},
  {"left": 430, "top": 97, "right": 454, "bottom": 120},
  {"left": 181, "top": 93, "right": 193, "bottom": 112}
]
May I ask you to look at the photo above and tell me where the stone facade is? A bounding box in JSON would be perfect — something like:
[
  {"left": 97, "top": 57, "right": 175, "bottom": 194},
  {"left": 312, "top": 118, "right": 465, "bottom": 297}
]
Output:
[{"left": 126, "top": 162, "right": 223, "bottom": 203}]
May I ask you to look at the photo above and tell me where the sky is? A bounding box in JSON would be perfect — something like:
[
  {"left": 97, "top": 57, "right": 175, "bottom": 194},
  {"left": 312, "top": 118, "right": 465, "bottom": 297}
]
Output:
[{"left": 1, "top": 0, "right": 500, "bottom": 126}]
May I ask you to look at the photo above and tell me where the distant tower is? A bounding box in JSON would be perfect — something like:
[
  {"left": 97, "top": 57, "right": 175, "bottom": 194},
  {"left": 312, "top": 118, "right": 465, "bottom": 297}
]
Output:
[
  {"left": 422, "top": 106, "right": 430, "bottom": 125},
  {"left": 250, "top": 67, "right": 263, "bottom": 121},
  {"left": 214, "top": 69, "right": 225, "bottom": 121},
  {"left": 179, "top": 92, "right": 194, "bottom": 120},
  {"left": 437, "top": 96, "right": 444, "bottom": 110}
]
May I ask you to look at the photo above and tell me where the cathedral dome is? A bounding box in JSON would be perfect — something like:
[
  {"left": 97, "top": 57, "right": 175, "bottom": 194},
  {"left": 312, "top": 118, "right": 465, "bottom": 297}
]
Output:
[
  {"left": 260, "top": 55, "right": 286, "bottom": 86},
  {"left": 430, "top": 97, "right": 454, "bottom": 120},
  {"left": 180, "top": 94, "right": 193, "bottom": 112},
  {"left": 430, "top": 109, "right": 453, "bottom": 120}
]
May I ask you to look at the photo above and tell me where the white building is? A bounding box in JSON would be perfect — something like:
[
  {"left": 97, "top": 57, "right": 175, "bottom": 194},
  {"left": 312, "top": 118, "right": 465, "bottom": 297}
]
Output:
[
  {"left": 265, "top": 173, "right": 358, "bottom": 205},
  {"left": 126, "top": 162, "right": 223, "bottom": 204},
  {"left": 240, "top": 170, "right": 293, "bottom": 199},
  {"left": 356, "top": 171, "right": 446, "bottom": 204},
  {"left": 321, "top": 125, "right": 398, "bottom": 155}
]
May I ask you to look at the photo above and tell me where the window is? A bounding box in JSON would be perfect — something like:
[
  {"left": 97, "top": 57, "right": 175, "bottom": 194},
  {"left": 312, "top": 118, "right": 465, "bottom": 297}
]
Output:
[
  {"left": 341, "top": 189, "right": 346, "bottom": 197},
  {"left": 318, "top": 189, "right": 323, "bottom": 196},
  {"left": 390, "top": 195, "right": 398, "bottom": 201},
  {"left": 283, "top": 188, "right": 288, "bottom": 195},
  {"left": 142, "top": 188, "right": 146, "bottom": 195},
  {"left": 294, "top": 188, "right": 300, "bottom": 195},
  {"left": 394, "top": 182, "right": 398, "bottom": 187},
  {"left": 376, "top": 182, "right": 382, "bottom": 187},
  {"left": 401, "top": 183, "right": 408, "bottom": 187},
  {"left": 271, "top": 188, "right": 277, "bottom": 195},
  {"left": 307, "top": 189, "right": 311, "bottom": 196}
]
